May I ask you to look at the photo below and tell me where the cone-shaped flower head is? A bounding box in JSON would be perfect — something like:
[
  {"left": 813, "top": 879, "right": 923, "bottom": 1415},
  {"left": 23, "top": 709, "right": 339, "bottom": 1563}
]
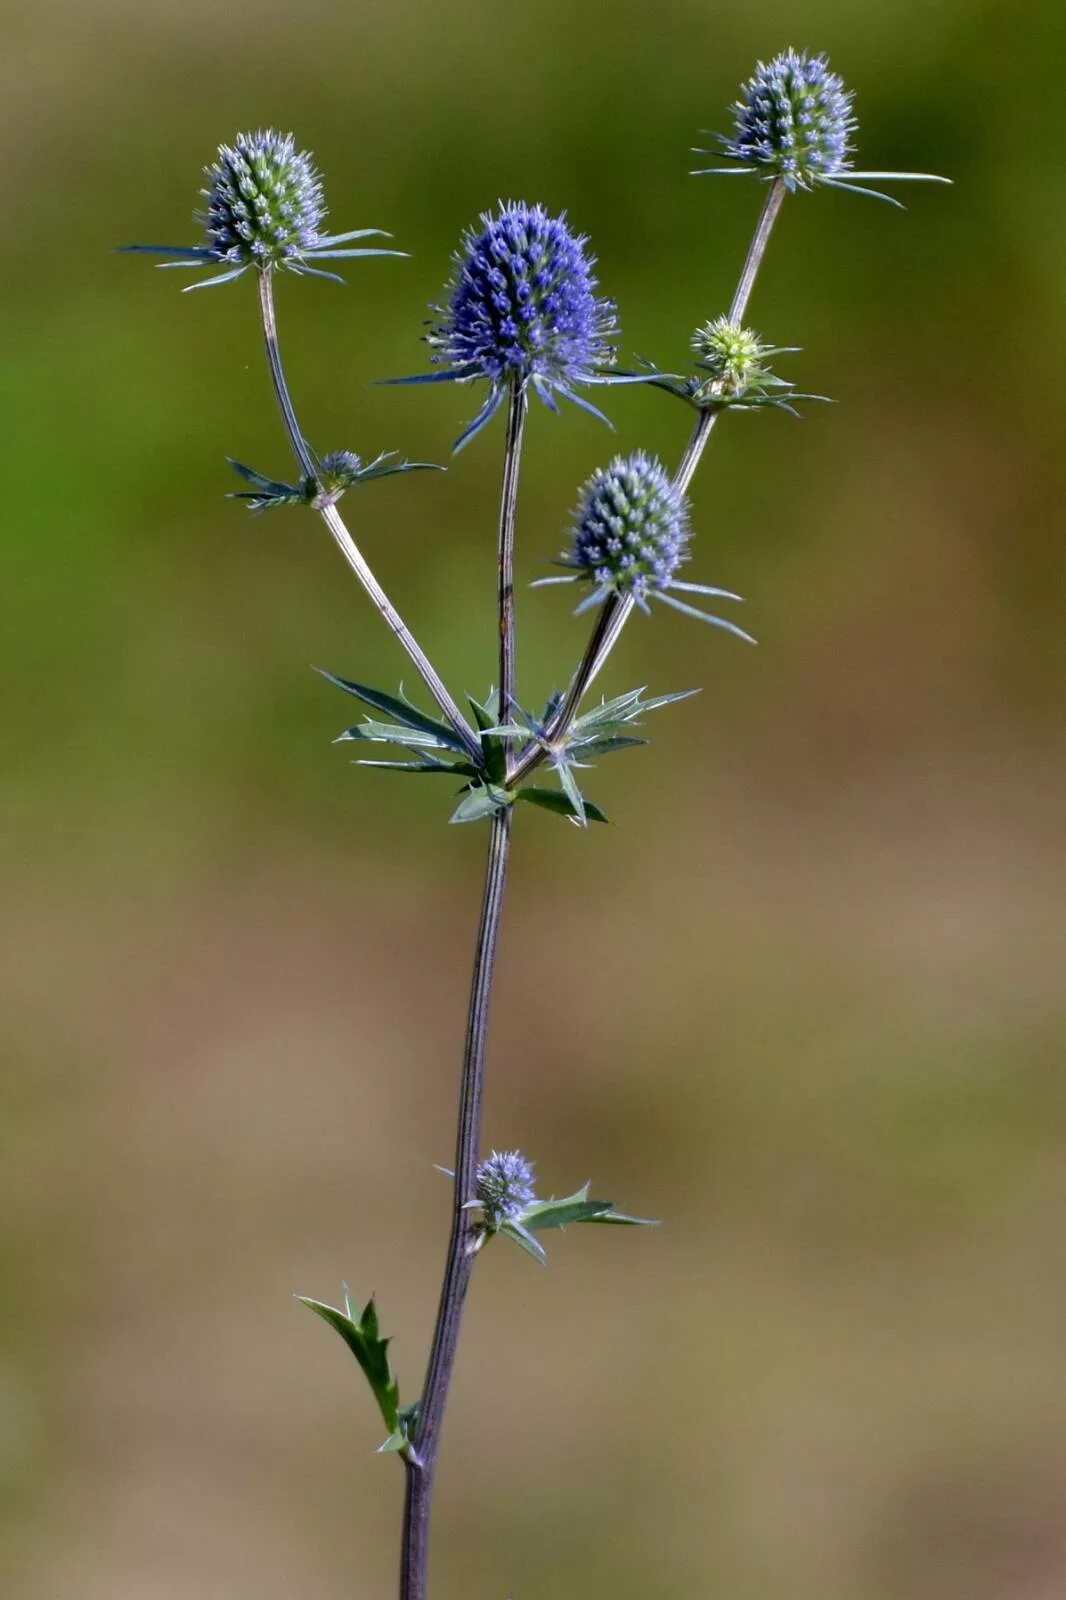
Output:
[
  {"left": 568, "top": 453, "right": 689, "bottom": 603},
  {"left": 388, "top": 201, "right": 626, "bottom": 450},
  {"left": 121, "top": 129, "right": 403, "bottom": 288},
  {"left": 202, "top": 131, "right": 325, "bottom": 268},
  {"left": 429, "top": 201, "right": 617, "bottom": 388},
  {"left": 726, "top": 50, "right": 854, "bottom": 189},
  {"left": 693, "top": 50, "right": 949, "bottom": 204},
  {"left": 537, "top": 452, "right": 753, "bottom": 640},
  {"left": 476, "top": 1150, "right": 536, "bottom": 1226}
]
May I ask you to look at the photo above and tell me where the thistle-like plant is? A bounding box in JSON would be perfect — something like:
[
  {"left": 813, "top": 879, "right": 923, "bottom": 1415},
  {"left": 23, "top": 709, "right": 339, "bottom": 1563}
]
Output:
[{"left": 123, "top": 59, "right": 947, "bottom": 1600}]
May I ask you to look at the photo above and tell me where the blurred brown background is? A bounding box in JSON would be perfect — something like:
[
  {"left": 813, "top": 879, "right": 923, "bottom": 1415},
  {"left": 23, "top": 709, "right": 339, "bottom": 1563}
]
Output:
[{"left": 3, "top": 0, "right": 1065, "bottom": 1596}]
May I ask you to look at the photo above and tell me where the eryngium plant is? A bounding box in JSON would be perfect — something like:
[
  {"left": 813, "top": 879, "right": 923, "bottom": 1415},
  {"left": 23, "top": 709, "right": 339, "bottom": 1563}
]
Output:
[{"left": 122, "top": 53, "right": 947, "bottom": 1600}]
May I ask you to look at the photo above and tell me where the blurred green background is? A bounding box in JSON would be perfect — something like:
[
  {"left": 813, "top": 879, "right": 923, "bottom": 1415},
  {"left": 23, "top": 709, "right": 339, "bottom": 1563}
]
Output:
[{"left": 3, "top": 0, "right": 1065, "bottom": 1596}]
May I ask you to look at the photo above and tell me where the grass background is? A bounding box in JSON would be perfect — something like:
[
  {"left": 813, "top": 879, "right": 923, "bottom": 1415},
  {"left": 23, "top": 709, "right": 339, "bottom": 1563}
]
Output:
[{"left": 3, "top": 0, "right": 1065, "bottom": 1595}]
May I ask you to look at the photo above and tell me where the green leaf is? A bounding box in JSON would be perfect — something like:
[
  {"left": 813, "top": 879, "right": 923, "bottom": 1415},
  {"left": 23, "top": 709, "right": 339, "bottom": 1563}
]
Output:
[
  {"left": 499, "top": 1220, "right": 548, "bottom": 1265},
  {"left": 570, "top": 735, "right": 648, "bottom": 759},
  {"left": 357, "top": 757, "right": 480, "bottom": 776},
  {"left": 316, "top": 671, "right": 471, "bottom": 756},
  {"left": 515, "top": 788, "right": 609, "bottom": 825},
  {"left": 555, "top": 760, "right": 588, "bottom": 827},
  {"left": 467, "top": 694, "right": 507, "bottom": 785},
  {"left": 300, "top": 1291, "right": 400, "bottom": 1435},
  {"left": 583, "top": 1209, "right": 659, "bottom": 1226},
  {"left": 449, "top": 784, "right": 512, "bottom": 825},
  {"left": 337, "top": 719, "right": 461, "bottom": 751},
  {"left": 521, "top": 1184, "right": 612, "bottom": 1231},
  {"left": 521, "top": 1184, "right": 658, "bottom": 1233}
]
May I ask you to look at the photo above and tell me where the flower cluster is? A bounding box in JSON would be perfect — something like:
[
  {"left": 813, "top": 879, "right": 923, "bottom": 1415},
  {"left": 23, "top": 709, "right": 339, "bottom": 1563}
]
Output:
[
  {"left": 692, "top": 49, "right": 949, "bottom": 205},
  {"left": 200, "top": 131, "right": 325, "bottom": 268},
  {"left": 567, "top": 453, "right": 689, "bottom": 604},
  {"left": 121, "top": 129, "right": 402, "bottom": 288},
  {"left": 725, "top": 50, "right": 855, "bottom": 189},
  {"left": 388, "top": 201, "right": 624, "bottom": 449},
  {"left": 476, "top": 1150, "right": 537, "bottom": 1227},
  {"left": 536, "top": 452, "right": 752, "bottom": 640}
]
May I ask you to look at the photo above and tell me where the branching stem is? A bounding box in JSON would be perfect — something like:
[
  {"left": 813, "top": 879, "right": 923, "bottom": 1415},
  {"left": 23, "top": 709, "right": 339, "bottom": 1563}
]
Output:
[
  {"left": 256, "top": 271, "right": 481, "bottom": 765},
  {"left": 511, "top": 178, "right": 786, "bottom": 780}
]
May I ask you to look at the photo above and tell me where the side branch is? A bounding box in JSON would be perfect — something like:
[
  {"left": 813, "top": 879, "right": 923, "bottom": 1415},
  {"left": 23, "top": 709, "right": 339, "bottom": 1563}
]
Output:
[
  {"left": 256, "top": 271, "right": 482, "bottom": 765},
  {"left": 512, "top": 178, "right": 788, "bottom": 779}
]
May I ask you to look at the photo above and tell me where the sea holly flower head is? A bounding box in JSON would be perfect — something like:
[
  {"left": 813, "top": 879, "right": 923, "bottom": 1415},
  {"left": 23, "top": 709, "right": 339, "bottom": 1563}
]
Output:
[
  {"left": 693, "top": 49, "right": 950, "bottom": 205},
  {"left": 385, "top": 201, "right": 635, "bottom": 450},
  {"left": 534, "top": 452, "right": 754, "bottom": 641},
  {"left": 120, "top": 129, "right": 404, "bottom": 288},
  {"left": 725, "top": 50, "right": 856, "bottom": 190},
  {"left": 568, "top": 452, "right": 688, "bottom": 603},
  {"left": 475, "top": 1150, "right": 537, "bottom": 1228}
]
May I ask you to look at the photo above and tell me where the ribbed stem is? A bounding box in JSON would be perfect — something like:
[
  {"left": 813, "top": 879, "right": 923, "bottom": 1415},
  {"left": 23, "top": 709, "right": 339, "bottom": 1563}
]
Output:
[
  {"left": 400, "top": 807, "right": 513, "bottom": 1600},
  {"left": 498, "top": 380, "right": 527, "bottom": 735},
  {"left": 256, "top": 271, "right": 481, "bottom": 765}
]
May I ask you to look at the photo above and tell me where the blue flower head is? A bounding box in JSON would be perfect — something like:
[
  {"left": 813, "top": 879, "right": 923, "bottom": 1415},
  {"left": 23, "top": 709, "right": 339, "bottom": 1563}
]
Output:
[
  {"left": 536, "top": 452, "right": 754, "bottom": 641},
  {"left": 476, "top": 1150, "right": 536, "bottom": 1227},
  {"left": 727, "top": 50, "right": 855, "bottom": 190},
  {"left": 121, "top": 129, "right": 404, "bottom": 288},
  {"left": 387, "top": 201, "right": 628, "bottom": 450},
  {"left": 693, "top": 50, "right": 950, "bottom": 205}
]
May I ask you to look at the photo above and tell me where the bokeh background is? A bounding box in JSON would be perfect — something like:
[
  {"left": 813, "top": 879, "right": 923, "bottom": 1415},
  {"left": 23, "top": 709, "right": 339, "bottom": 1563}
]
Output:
[{"left": 4, "top": 1, "right": 1065, "bottom": 1596}]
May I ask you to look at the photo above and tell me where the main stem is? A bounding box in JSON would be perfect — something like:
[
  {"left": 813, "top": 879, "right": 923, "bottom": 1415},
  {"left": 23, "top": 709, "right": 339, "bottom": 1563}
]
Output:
[
  {"left": 401, "top": 806, "right": 512, "bottom": 1600},
  {"left": 256, "top": 271, "right": 481, "bottom": 765},
  {"left": 511, "top": 178, "right": 787, "bottom": 782},
  {"left": 498, "top": 380, "right": 527, "bottom": 734},
  {"left": 401, "top": 377, "right": 527, "bottom": 1599}
]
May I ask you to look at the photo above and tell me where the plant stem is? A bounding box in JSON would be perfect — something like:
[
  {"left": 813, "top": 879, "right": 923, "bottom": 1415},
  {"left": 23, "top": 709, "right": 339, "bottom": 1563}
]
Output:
[
  {"left": 256, "top": 270, "right": 482, "bottom": 766},
  {"left": 401, "top": 805, "right": 513, "bottom": 1600},
  {"left": 511, "top": 178, "right": 787, "bottom": 779},
  {"left": 400, "top": 365, "right": 531, "bottom": 1598},
  {"left": 498, "top": 380, "right": 527, "bottom": 738},
  {"left": 728, "top": 177, "right": 785, "bottom": 325}
]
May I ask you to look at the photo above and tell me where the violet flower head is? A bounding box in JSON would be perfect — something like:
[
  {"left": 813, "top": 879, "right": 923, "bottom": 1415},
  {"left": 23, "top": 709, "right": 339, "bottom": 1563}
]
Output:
[
  {"left": 387, "top": 201, "right": 627, "bottom": 450},
  {"left": 120, "top": 129, "right": 404, "bottom": 288},
  {"left": 536, "top": 452, "right": 754, "bottom": 641},
  {"left": 693, "top": 50, "right": 950, "bottom": 205},
  {"left": 725, "top": 50, "right": 856, "bottom": 190},
  {"left": 476, "top": 1150, "right": 537, "bottom": 1227}
]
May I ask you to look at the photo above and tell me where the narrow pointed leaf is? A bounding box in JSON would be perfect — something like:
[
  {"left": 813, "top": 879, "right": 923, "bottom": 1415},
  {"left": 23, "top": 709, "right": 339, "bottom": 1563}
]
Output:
[
  {"left": 467, "top": 695, "right": 507, "bottom": 784},
  {"left": 299, "top": 1295, "right": 400, "bottom": 1434},
  {"left": 499, "top": 1221, "right": 548, "bottom": 1265},
  {"left": 317, "top": 672, "right": 471, "bottom": 755},
  {"left": 516, "top": 788, "right": 608, "bottom": 825}
]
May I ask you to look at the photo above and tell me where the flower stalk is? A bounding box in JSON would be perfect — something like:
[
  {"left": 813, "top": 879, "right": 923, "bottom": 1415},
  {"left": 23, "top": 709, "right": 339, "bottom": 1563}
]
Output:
[{"left": 256, "top": 270, "right": 482, "bottom": 765}]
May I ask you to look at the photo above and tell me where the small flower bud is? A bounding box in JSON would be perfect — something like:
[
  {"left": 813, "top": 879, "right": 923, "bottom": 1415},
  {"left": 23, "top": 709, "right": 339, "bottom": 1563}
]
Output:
[
  {"left": 476, "top": 1150, "right": 536, "bottom": 1226},
  {"left": 201, "top": 130, "right": 326, "bottom": 269},
  {"left": 568, "top": 453, "right": 689, "bottom": 603},
  {"left": 725, "top": 50, "right": 855, "bottom": 190},
  {"left": 690, "top": 318, "right": 771, "bottom": 395}
]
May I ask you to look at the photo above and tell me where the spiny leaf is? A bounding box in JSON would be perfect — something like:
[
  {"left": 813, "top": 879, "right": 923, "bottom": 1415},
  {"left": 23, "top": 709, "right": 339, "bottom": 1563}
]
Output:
[
  {"left": 499, "top": 1220, "right": 548, "bottom": 1266},
  {"left": 317, "top": 672, "right": 471, "bottom": 755},
  {"left": 449, "top": 784, "right": 512, "bottom": 825},
  {"left": 299, "top": 1292, "right": 400, "bottom": 1435},
  {"left": 468, "top": 694, "right": 507, "bottom": 785},
  {"left": 515, "top": 788, "right": 609, "bottom": 825}
]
